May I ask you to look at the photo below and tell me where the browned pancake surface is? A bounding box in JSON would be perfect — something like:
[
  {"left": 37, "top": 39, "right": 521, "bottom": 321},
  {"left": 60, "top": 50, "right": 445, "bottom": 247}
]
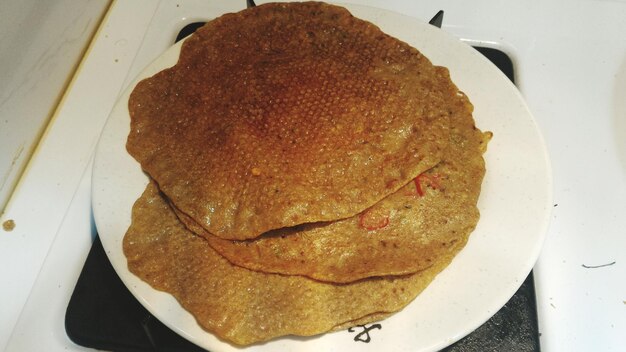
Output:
[
  {"left": 126, "top": 2, "right": 457, "bottom": 240},
  {"left": 123, "top": 182, "right": 462, "bottom": 346},
  {"left": 173, "top": 92, "right": 490, "bottom": 283}
]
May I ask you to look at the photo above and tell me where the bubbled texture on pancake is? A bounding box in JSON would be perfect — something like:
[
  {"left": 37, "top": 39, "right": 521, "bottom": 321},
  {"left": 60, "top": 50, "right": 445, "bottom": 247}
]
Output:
[
  {"left": 171, "top": 92, "right": 491, "bottom": 283},
  {"left": 123, "top": 182, "right": 461, "bottom": 346},
  {"left": 126, "top": 1, "right": 457, "bottom": 240}
]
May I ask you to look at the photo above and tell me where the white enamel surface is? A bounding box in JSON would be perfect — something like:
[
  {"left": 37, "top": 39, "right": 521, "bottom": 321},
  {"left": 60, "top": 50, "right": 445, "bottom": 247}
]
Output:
[
  {"left": 0, "top": 1, "right": 157, "bottom": 350},
  {"left": 92, "top": 6, "right": 551, "bottom": 352},
  {"left": 0, "top": 0, "right": 110, "bottom": 210}
]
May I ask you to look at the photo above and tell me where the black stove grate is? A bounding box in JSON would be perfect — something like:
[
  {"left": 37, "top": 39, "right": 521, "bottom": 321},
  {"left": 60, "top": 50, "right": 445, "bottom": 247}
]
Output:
[{"left": 65, "top": 18, "right": 537, "bottom": 352}]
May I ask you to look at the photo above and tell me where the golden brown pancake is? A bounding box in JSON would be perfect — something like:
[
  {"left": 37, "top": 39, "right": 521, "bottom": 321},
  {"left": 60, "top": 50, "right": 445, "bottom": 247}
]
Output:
[
  {"left": 126, "top": 1, "right": 459, "bottom": 240},
  {"left": 170, "top": 92, "right": 491, "bottom": 283},
  {"left": 123, "top": 182, "right": 463, "bottom": 346}
]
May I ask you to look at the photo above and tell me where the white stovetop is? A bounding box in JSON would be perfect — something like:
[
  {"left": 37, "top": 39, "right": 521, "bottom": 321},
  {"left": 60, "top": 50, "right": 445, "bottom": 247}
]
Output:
[{"left": 1, "top": 0, "right": 625, "bottom": 351}]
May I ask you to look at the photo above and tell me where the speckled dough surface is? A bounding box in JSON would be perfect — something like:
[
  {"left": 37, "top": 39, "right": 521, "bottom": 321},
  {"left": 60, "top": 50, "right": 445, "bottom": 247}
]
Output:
[
  {"left": 123, "top": 182, "right": 461, "bottom": 346},
  {"left": 172, "top": 92, "right": 491, "bottom": 283},
  {"left": 126, "top": 2, "right": 458, "bottom": 240}
]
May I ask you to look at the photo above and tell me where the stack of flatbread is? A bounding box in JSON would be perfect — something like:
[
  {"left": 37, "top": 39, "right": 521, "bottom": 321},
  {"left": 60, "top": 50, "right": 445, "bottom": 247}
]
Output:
[{"left": 123, "top": 1, "right": 492, "bottom": 346}]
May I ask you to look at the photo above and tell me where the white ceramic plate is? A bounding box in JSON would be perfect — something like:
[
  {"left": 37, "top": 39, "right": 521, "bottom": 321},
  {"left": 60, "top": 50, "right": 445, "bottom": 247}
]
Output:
[{"left": 93, "top": 4, "right": 552, "bottom": 352}]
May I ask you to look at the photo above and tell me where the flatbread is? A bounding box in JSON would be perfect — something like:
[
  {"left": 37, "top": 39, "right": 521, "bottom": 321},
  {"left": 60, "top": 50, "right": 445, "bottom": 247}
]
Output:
[
  {"left": 126, "top": 1, "right": 458, "bottom": 240},
  {"left": 123, "top": 182, "right": 463, "bottom": 346},
  {"left": 171, "top": 92, "right": 490, "bottom": 283}
]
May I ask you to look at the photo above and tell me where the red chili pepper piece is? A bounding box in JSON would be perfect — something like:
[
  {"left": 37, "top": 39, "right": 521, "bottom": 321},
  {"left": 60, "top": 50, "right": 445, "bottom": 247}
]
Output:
[
  {"left": 359, "top": 208, "right": 390, "bottom": 231},
  {"left": 414, "top": 177, "right": 425, "bottom": 197},
  {"left": 413, "top": 173, "right": 441, "bottom": 197}
]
